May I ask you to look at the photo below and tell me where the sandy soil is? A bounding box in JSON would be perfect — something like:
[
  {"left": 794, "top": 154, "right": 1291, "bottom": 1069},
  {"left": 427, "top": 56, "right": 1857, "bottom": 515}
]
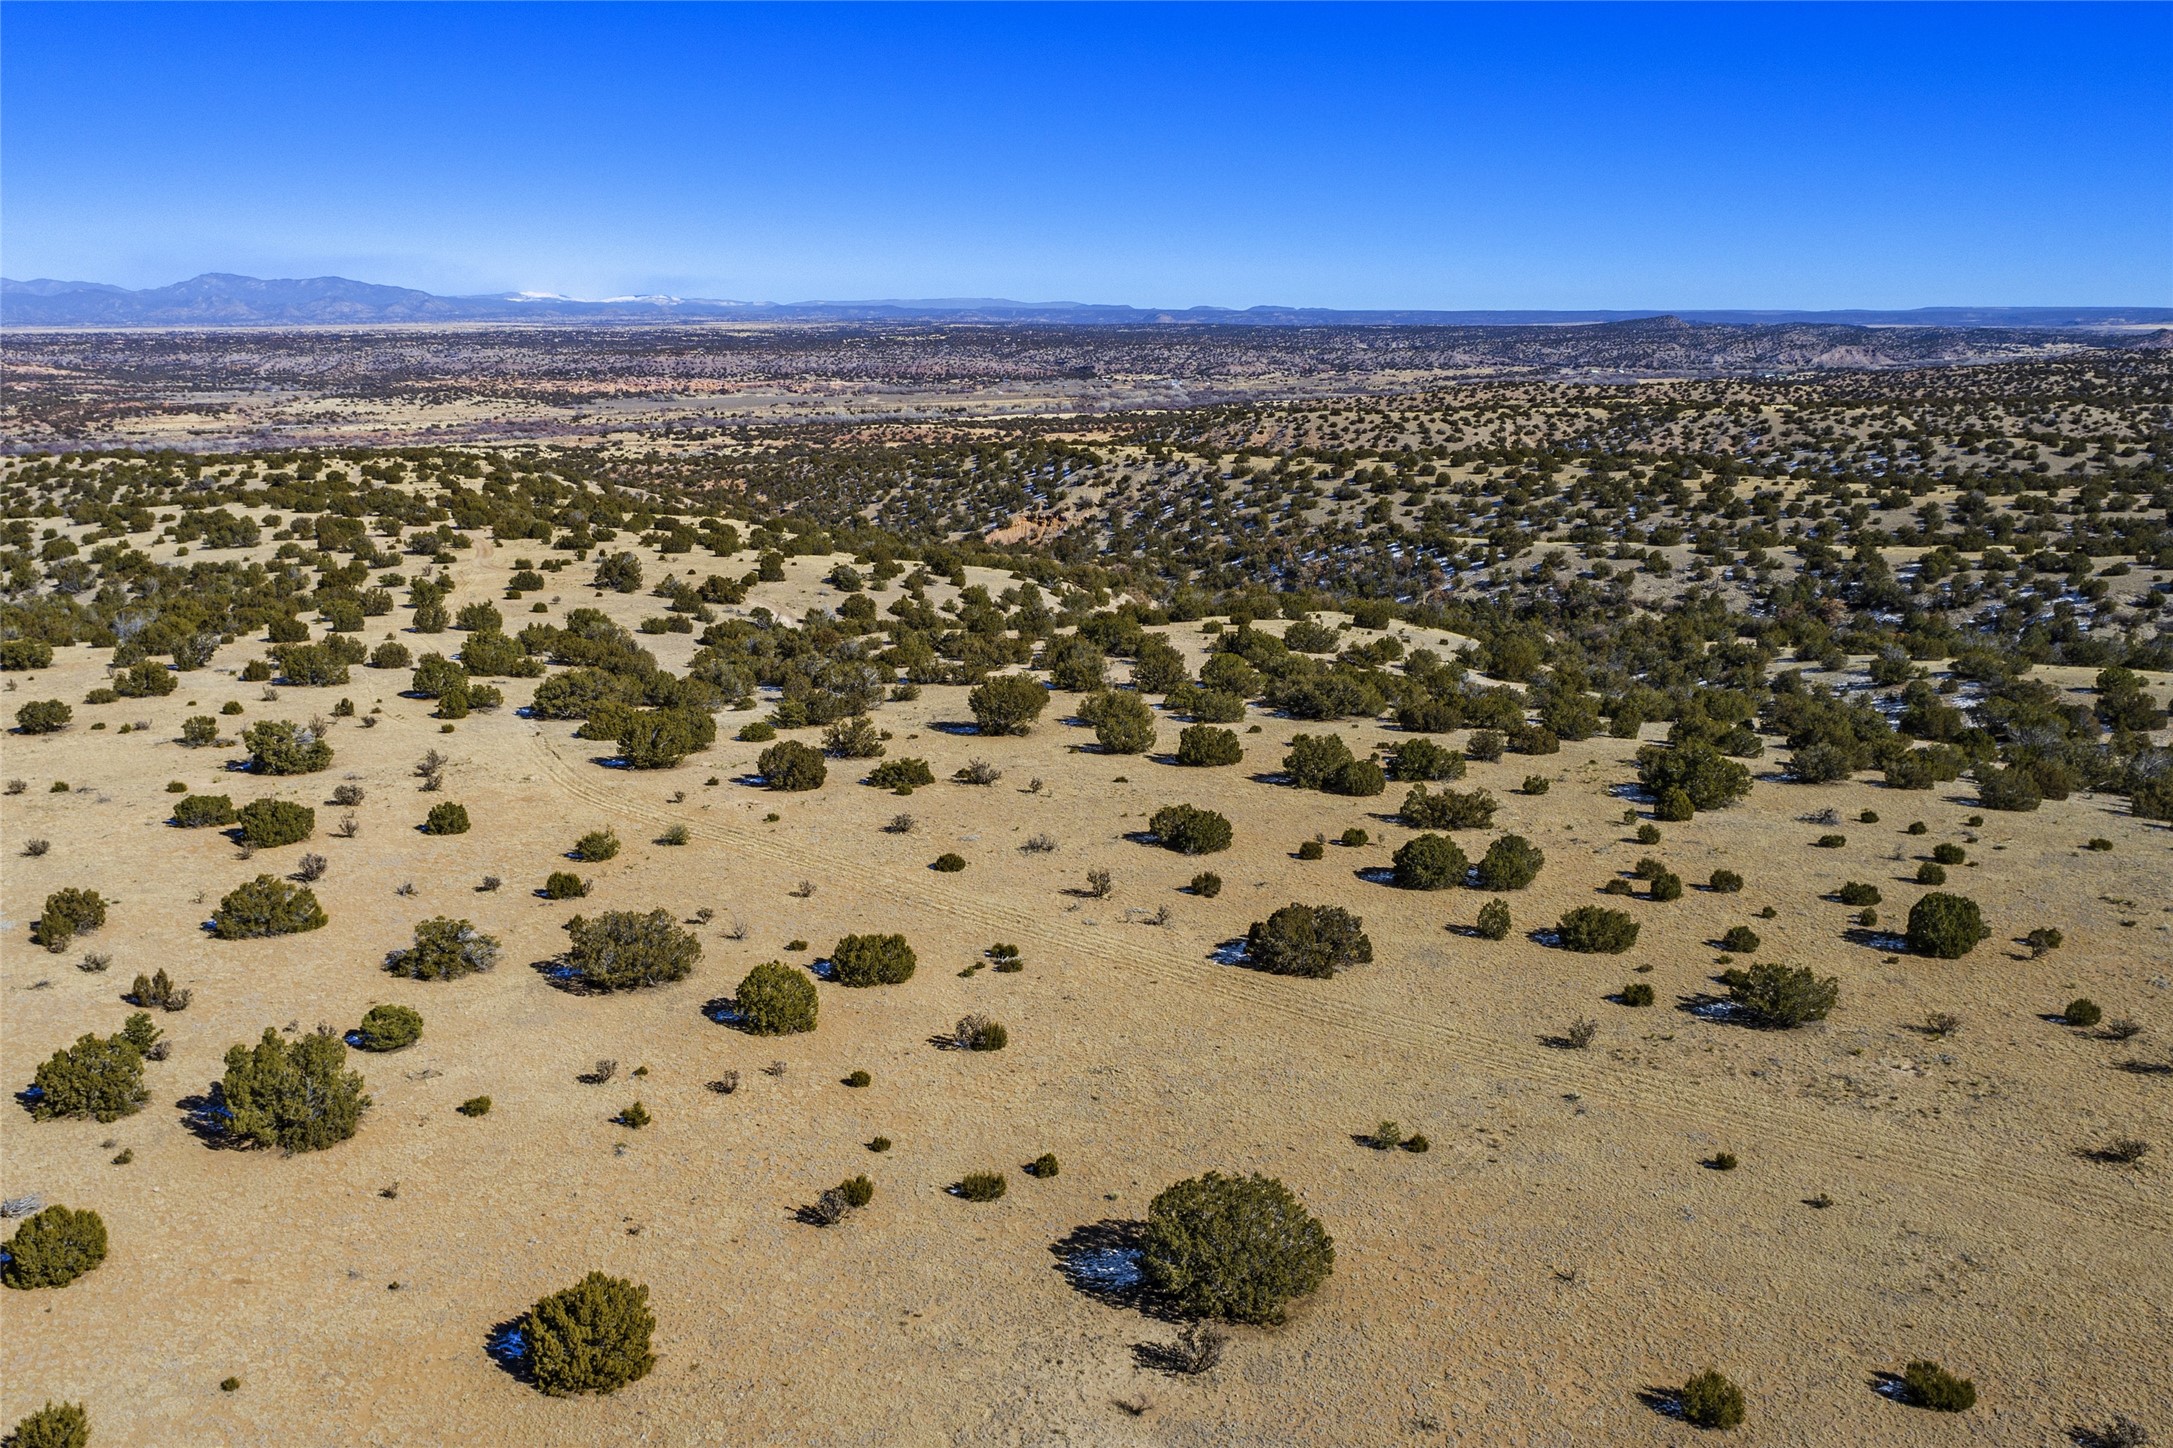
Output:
[{"left": 2, "top": 563, "right": 2169, "bottom": 1446}]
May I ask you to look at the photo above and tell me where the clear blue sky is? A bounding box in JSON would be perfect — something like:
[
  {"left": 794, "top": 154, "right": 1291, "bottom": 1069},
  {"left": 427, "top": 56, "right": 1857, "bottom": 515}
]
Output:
[{"left": 3, "top": 2, "right": 2167, "bottom": 308}]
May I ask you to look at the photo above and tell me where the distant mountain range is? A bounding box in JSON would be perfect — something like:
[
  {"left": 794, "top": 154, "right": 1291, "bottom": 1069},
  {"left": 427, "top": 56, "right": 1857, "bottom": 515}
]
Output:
[{"left": 3, "top": 273, "right": 2167, "bottom": 330}]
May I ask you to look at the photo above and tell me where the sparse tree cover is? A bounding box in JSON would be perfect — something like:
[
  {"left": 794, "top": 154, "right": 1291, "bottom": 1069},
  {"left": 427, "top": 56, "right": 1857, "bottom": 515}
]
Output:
[
  {"left": 1907, "top": 892, "right": 1990, "bottom": 958},
  {"left": 520, "top": 1272, "right": 655, "bottom": 1396},
  {"left": 969, "top": 675, "right": 1048, "bottom": 735},
  {"left": 829, "top": 933, "right": 916, "bottom": 986},
  {"left": 563, "top": 910, "right": 701, "bottom": 990},
  {"left": 219, "top": 1026, "right": 369, "bottom": 1151},
  {"left": 2, "top": 1206, "right": 107, "bottom": 1291},
  {"left": 735, "top": 962, "right": 818, "bottom": 1034},
  {"left": 1149, "top": 803, "right": 1233, "bottom": 855},
  {"left": 1246, "top": 904, "right": 1373, "bottom": 977},
  {"left": 30, "top": 1033, "right": 147, "bottom": 1122},
  {"left": 244, "top": 719, "right": 333, "bottom": 775},
  {"left": 211, "top": 876, "right": 327, "bottom": 938},
  {"left": 757, "top": 739, "right": 827, "bottom": 791},
  {"left": 1140, "top": 1172, "right": 1334, "bottom": 1324}
]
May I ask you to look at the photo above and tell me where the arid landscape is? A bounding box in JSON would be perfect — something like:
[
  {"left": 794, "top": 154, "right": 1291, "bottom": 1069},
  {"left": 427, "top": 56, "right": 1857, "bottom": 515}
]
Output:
[{"left": 1, "top": 327, "right": 2168, "bottom": 1446}]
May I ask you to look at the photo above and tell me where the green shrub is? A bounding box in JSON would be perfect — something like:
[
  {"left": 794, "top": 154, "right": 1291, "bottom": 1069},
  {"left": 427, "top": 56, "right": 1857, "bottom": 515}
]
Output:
[
  {"left": 2063, "top": 998, "right": 2102, "bottom": 1027},
  {"left": 830, "top": 933, "right": 916, "bottom": 986},
  {"left": 521, "top": 1272, "right": 656, "bottom": 1396},
  {"left": 954, "top": 1013, "right": 1007, "bottom": 1050},
  {"left": 839, "top": 1175, "right": 875, "bottom": 1207},
  {"left": 35, "top": 889, "right": 107, "bottom": 952},
  {"left": 1728, "top": 962, "right": 1839, "bottom": 1028},
  {"left": 1915, "top": 862, "right": 1947, "bottom": 886},
  {"left": 571, "top": 828, "right": 620, "bottom": 862},
  {"left": 1474, "top": 833, "right": 1545, "bottom": 890},
  {"left": 736, "top": 720, "right": 776, "bottom": 742},
  {"left": 1475, "top": 898, "right": 1512, "bottom": 940},
  {"left": 458, "top": 1096, "right": 492, "bottom": 1117},
  {"left": 1399, "top": 785, "right": 1498, "bottom": 830},
  {"left": 1622, "top": 981, "right": 1655, "bottom": 1007},
  {"left": 5, "top": 1401, "right": 89, "bottom": 1447},
  {"left": 1392, "top": 833, "right": 1468, "bottom": 890},
  {"left": 237, "top": 798, "right": 314, "bottom": 848},
  {"left": 1906, "top": 893, "right": 1989, "bottom": 959},
  {"left": 219, "top": 1026, "right": 369, "bottom": 1151},
  {"left": 1650, "top": 871, "right": 1684, "bottom": 902},
  {"left": 1189, "top": 871, "right": 1223, "bottom": 898},
  {"left": 356, "top": 1004, "right": 423, "bottom": 1051},
  {"left": 542, "top": 871, "right": 590, "bottom": 900},
  {"left": 1245, "top": 904, "right": 1372, "bottom": 977},
  {"left": 823, "top": 715, "right": 883, "bottom": 759},
  {"left": 617, "top": 707, "right": 716, "bottom": 768},
  {"left": 1339, "top": 827, "right": 1369, "bottom": 847},
  {"left": 421, "top": 802, "right": 471, "bottom": 835},
  {"left": 867, "top": 758, "right": 934, "bottom": 790},
  {"left": 563, "top": 910, "right": 701, "bottom": 990},
  {"left": 180, "top": 714, "right": 220, "bottom": 747},
  {"left": 211, "top": 876, "right": 327, "bottom": 939},
  {"left": 0, "top": 638, "right": 55, "bottom": 670},
  {"left": 843, "top": 1069, "right": 870, "bottom": 1087},
  {"left": 969, "top": 675, "right": 1048, "bottom": 735},
  {"left": 735, "top": 962, "right": 818, "bottom": 1034},
  {"left": 1719, "top": 925, "right": 1762, "bottom": 954},
  {"left": 29, "top": 1033, "right": 146, "bottom": 1122},
  {"left": 1654, "top": 787, "right": 1695, "bottom": 821},
  {"left": 1089, "top": 690, "right": 1157, "bottom": 754},
  {"left": 1679, "top": 1368, "right": 1746, "bottom": 1429},
  {"left": 617, "top": 1101, "right": 650, "bottom": 1129},
  {"left": 2, "top": 1207, "right": 107, "bottom": 1292},
  {"left": 1025, "top": 1153, "right": 1060, "bottom": 1179},
  {"left": 1709, "top": 869, "right": 1743, "bottom": 893},
  {"left": 173, "top": 793, "right": 237, "bottom": 828},
  {"left": 1465, "top": 728, "right": 1505, "bottom": 761},
  {"left": 1555, "top": 906, "right": 1639, "bottom": 954},
  {"left": 1387, "top": 737, "right": 1465, "bottom": 782},
  {"left": 1931, "top": 842, "right": 1966, "bottom": 865},
  {"left": 1975, "top": 765, "right": 2042, "bottom": 812},
  {"left": 1283, "top": 733, "right": 1356, "bottom": 789},
  {"left": 931, "top": 852, "right": 967, "bottom": 872},
  {"left": 1296, "top": 839, "right": 1325, "bottom": 860},
  {"left": 118, "top": 1012, "right": 162, "bottom": 1056},
  {"left": 1836, "top": 881, "right": 1882, "bottom": 907},
  {"left": 14, "top": 700, "right": 71, "bottom": 735},
  {"left": 1637, "top": 741, "right": 1752, "bottom": 811},
  {"left": 956, "top": 1172, "right": 1007, "bottom": 1201},
  {"left": 1902, "top": 1360, "right": 1976, "bottom": 1412},
  {"left": 1149, "top": 803, "right": 1233, "bottom": 855},
  {"left": 1140, "top": 1172, "right": 1333, "bottom": 1325},
  {"left": 243, "top": 719, "right": 332, "bottom": 775},
  {"left": 1175, "top": 724, "right": 1244, "bottom": 767},
  {"left": 757, "top": 739, "right": 827, "bottom": 791}
]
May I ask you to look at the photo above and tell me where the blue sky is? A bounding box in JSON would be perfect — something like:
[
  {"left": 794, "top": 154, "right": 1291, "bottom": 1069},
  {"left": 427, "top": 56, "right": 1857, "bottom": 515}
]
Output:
[{"left": 3, "top": 2, "right": 2167, "bottom": 308}]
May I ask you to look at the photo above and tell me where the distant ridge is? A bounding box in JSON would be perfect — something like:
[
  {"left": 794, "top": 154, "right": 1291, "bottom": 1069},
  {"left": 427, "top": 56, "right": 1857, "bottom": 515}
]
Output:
[{"left": 3, "top": 273, "right": 2166, "bottom": 330}]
